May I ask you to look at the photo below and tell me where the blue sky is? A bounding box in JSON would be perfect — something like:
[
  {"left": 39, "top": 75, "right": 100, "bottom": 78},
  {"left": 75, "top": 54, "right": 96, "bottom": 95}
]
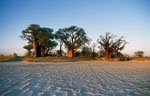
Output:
[{"left": 0, "top": 0, "right": 150, "bottom": 56}]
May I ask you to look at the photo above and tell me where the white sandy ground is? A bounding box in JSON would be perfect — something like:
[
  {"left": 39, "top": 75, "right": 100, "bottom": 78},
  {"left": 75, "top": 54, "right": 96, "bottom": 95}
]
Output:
[{"left": 0, "top": 61, "right": 150, "bottom": 96}]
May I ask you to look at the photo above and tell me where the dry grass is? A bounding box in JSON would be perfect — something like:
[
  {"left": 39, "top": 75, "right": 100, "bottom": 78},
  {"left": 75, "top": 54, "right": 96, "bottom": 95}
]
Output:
[
  {"left": 23, "top": 56, "right": 96, "bottom": 62},
  {"left": 23, "top": 56, "right": 75, "bottom": 62},
  {"left": 23, "top": 56, "right": 150, "bottom": 62},
  {"left": 0, "top": 56, "right": 19, "bottom": 62},
  {"left": 131, "top": 57, "right": 150, "bottom": 61}
]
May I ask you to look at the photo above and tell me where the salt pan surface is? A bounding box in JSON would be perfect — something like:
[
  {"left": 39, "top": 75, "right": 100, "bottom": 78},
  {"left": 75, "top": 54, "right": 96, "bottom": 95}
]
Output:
[{"left": 0, "top": 61, "right": 150, "bottom": 96}]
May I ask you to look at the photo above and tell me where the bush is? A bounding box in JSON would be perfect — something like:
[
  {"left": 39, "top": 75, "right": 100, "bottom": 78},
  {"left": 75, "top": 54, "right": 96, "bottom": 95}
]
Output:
[{"left": 13, "top": 53, "right": 18, "bottom": 57}]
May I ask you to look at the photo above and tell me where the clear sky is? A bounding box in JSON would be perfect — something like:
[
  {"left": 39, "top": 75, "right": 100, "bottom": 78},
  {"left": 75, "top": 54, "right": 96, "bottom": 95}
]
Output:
[{"left": 0, "top": 0, "right": 150, "bottom": 56}]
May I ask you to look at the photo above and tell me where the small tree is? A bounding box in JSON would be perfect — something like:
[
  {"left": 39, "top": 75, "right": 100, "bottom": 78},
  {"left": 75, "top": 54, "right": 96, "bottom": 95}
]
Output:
[
  {"left": 134, "top": 51, "right": 144, "bottom": 57},
  {"left": 55, "top": 29, "right": 64, "bottom": 57},
  {"left": 81, "top": 45, "right": 91, "bottom": 56},
  {"left": 92, "top": 43, "right": 97, "bottom": 59},
  {"left": 13, "top": 53, "right": 18, "bottom": 57},
  {"left": 23, "top": 44, "right": 33, "bottom": 56},
  {"left": 45, "top": 41, "right": 58, "bottom": 56},
  {"left": 111, "top": 51, "right": 124, "bottom": 60},
  {"left": 97, "top": 32, "right": 127, "bottom": 60},
  {"left": 56, "top": 50, "right": 64, "bottom": 57},
  {"left": 98, "top": 49, "right": 105, "bottom": 57},
  {"left": 81, "top": 45, "right": 92, "bottom": 58}
]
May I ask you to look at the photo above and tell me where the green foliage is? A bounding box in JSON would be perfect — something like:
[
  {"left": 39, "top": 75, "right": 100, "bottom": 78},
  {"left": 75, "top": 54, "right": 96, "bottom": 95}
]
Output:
[
  {"left": 23, "top": 44, "right": 33, "bottom": 56},
  {"left": 45, "top": 41, "right": 58, "bottom": 53},
  {"left": 23, "top": 44, "right": 33, "bottom": 51},
  {"left": 38, "top": 27, "right": 56, "bottom": 47},
  {"left": 112, "top": 52, "right": 124, "bottom": 58},
  {"left": 20, "top": 24, "right": 41, "bottom": 43},
  {"left": 38, "top": 27, "right": 58, "bottom": 56},
  {"left": 56, "top": 50, "right": 64, "bottom": 56},
  {"left": 111, "top": 52, "right": 131, "bottom": 61},
  {"left": 134, "top": 51, "right": 144, "bottom": 57}
]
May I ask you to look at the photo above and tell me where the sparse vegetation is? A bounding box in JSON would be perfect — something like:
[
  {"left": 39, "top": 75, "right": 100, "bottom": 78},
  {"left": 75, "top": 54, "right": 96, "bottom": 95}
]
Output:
[
  {"left": 134, "top": 51, "right": 144, "bottom": 57},
  {"left": 132, "top": 57, "right": 150, "bottom": 61},
  {"left": 23, "top": 56, "right": 97, "bottom": 62},
  {"left": 23, "top": 56, "right": 73, "bottom": 62},
  {"left": 0, "top": 55, "right": 19, "bottom": 62}
]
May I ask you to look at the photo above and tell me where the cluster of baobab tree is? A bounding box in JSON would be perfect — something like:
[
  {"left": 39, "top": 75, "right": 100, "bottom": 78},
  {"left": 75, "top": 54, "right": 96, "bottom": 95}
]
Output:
[{"left": 21, "top": 24, "right": 127, "bottom": 60}]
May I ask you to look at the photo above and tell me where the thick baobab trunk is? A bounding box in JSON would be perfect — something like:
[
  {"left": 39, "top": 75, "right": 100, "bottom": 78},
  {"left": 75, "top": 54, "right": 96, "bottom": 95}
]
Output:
[
  {"left": 41, "top": 47, "right": 45, "bottom": 57},
  {"left": 109, "top": 52, "right": 112, "bottom": 59},
  {"left": 68, "top": 49, "right": 73, "bottom": 58},
  {"left": 45, "top": 49, "right": 49, "bottom": 56},
  {"left": 32, "top": 39, "right": 41, "bottom": 57},
  {"left": 72, "top": 48, "right": 75, "bottom": 57},
  {"left": 74, "top": 43, "right": 81, "bottom": 57},
  {"left": 33, "top": 45, "right": 37, "bottom": 57},
  {"left": 59, "top": 43, "right": 63, "bottom": 57},
  {"left": 36, "top": 42, "right": 41, "bottom": 57},
  {"left": 41, "top": 49, "right": 44, "bottom": 57},
  {"left": 74, "top": 48, "right": 78, "bottom": 57},
  {"left": 105, "top": 51, "right": 109, "bottom": 60}
]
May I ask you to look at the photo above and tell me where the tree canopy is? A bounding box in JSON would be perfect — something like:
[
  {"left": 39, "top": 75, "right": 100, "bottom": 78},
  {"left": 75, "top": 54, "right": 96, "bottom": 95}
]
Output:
[
  {"left": 23, "top": 44, "right": 33, "bottom": 51},
  {"left": 23, "top": 44, "right": 33, "bottom": 56}
]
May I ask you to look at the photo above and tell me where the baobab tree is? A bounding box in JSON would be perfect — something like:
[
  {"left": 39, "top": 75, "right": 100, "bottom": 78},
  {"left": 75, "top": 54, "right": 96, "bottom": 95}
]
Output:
[
  {"left": 56, "top": 26, "right": 90, "bottom": 57},
  {"left": 20, "top": 24, "right": 41, "bottom": 57},
  {"left": 23, "top": 44, "right": 33, "bottom": 56},
  {"left": 38, "top": 27, "right": 57, "bottom": 56},
  {"left": 97, "top": 32, "right": 127, "bottom": 60},
  {"left": 20, "top": 24, "right": 57, "bottom": 57}
]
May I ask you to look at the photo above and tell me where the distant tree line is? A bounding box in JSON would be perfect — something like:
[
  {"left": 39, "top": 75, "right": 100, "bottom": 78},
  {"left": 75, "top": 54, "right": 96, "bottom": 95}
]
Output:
[{"left": 20, "top": 24, "right": 129, "bottom": 60}]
